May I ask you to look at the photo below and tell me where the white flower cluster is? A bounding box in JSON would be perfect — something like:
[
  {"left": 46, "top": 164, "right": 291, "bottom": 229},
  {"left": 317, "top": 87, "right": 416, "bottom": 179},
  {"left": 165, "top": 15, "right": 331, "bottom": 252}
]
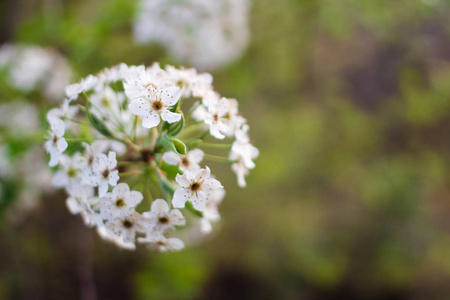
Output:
[
  {"left": 44, "top": 63, "right": 258, "bottom": 251},
  {"left": 0, "top": 44, "right": 72, "bottom": 101},
  {"left": 133, "top": 0, "right": 251, "bottom": 71}
]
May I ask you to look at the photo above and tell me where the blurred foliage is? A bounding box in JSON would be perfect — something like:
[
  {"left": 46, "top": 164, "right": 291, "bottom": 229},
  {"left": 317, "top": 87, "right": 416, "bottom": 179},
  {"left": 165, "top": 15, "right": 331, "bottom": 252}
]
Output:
[{"left": 2, "top": 0, "right": 450, "bottom": 299}]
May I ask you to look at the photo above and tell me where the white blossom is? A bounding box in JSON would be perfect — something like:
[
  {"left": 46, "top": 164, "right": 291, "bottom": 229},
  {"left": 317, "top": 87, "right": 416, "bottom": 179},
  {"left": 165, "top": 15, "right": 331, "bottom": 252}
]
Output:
[
  {"left": 65, "top": 74, "right": 97, "bottom": 100},
  {"left": 138, "top": 234, "right": 185, "bottom": 252},
  {"left": 105, "top": 211, "right": 150, "bottom": 243},
  {"left": 85, "top": 151, "right": 120, "bottom": 197},
  {"left": 45, "top": 117, "right": 68, "bottom": 167},
  {"left": 172, "top": 167, "right": 223, "bottom": 211},
  {"left": 100, "top": 183, "right": 143, "bottom": 220},
  {"left": 162, "top": 148, "right": 204, "bottom": 173},
  {"left": 143, "top": 199, "right": 185, "bottom": 233}
]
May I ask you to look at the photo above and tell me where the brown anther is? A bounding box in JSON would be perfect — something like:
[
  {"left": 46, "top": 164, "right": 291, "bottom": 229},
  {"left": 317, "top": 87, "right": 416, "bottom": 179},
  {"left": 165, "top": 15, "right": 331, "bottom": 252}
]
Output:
[{"left": 122, "top": 220, "right": 133, "bottom": 228}]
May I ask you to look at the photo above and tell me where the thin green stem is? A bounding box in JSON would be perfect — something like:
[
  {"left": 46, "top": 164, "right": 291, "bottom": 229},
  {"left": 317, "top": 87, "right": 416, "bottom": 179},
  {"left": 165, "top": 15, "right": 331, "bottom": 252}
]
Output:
[{"left": 204, "top": 154, "right": 233, "bottom": 164}]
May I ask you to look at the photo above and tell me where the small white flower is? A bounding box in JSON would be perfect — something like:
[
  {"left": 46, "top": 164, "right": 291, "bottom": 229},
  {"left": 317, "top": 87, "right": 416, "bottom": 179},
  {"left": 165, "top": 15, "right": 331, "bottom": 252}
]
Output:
[
  {"left": 128, "top": 85, "right": 182, "bottom": 128},
  {"left": 85, "top": 151, "right": 120, "bottom": 197},
  {"left": 172, "top": 167, "right": 223, "bottom": 211},
  {"left": 143, "top": 199, "right": 185, "bottom": 233},
  {"left": 138, "top": 234, "right": 185, "bottom": 252},
  {"left": 105, "top": 211, "right": 150, "bottom": 243},
  {"left": 66, "top": 185, "right": 103, "bottom": 227},
  {"left": 100, "top": 183, "right": 143, "bottom": 220},
  {"left": 229, "top": 124, "right": 258, "bottom": 187},
  {"left": 52, "top": 154, "right": 82, "bottom": 191},
  {"left": 45, "top": 117, "right": 68, "bottom": 167},
  {"left": 97, "top": 226, "right": 136, "bottom": 250},
  {"left": 78, "top": 141, "right": 108, "bottom": 172},
  {"left": 162, "top": 148, "right": 204, "bottom": 172},
  {"left": 65, "top": 74, "right": 97, "bottom": 100},
  {"left": 46, "top": 99, "right": 78, "bottom": 125},
  {"left": 200, "top": 188, "right": 225, "bottom": 233},
  {"left": 204, "top": 97, "right": 230, "bottom": 139}
]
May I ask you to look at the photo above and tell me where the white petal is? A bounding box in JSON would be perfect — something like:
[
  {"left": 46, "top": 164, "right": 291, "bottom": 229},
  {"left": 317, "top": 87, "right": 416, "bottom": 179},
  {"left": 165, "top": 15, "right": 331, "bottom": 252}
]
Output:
[
  {"left": 142, "top": 111, "right": 160, "bottom": 128},
  {"left": 127, "top": 191, "right": 143, "bottom": 207},
  {"left": 175, "top": 173, "right": 191, "bottom": 188},
  {"left": 48, "top": 149, "right": 60, "bottom": 167},
  {"left": 57, "top": 138, "right": 68, "bottom": 153},
  {"left": 203, "top": 178, "right": 223, "bottom": 190},
  {"left": 200, "top": 218, "right": 212, "bottom": 233},
  {"left": 113, "top": 182, "right": 130, "bottom": 198},
  {"left": 108, "top": 151, "right": 117, "bottom": 169},
  {"left": 160, "top": 110, "right": 181, "bottom": 123},
  {"left": 172, "top": 188, "right": 190, "bottom": 208},
  {"left": 161, "top": 86, "right": 181, "bottom": 106},
  {"left": 129, "top": 98, "right": 150, "bottom": 116},
  {"left": 168, "top": 209, "right": 185, "bottom": 226},
  {"left": 167, "top": 238, "right": 184, "bottom": 251},
  {"left": 195, "top": 167, "right": 210, "bottom": 183},
  {"left": 151, "top": 199, "right": 170, "bottom": 216},
  {"left": 98, "top": 181, "right": 109, "bottom": 197},
  {"left": 162, "top": 151, "right": 181, "bottom": 165},
  {"left": 188, "top": 149, "right": 204, "bottom": 164},
  {"left": 108, "top": 170, "right": 119, "bottom": 186},
  {"left": 94, "top": 154, "right": 108, "bottom": 172},
  {"left": 191, "top": 192, "right": 206, "bottom": 211},
  {"left": 210, "top": 126, "right": 225, "bottom": 140}
]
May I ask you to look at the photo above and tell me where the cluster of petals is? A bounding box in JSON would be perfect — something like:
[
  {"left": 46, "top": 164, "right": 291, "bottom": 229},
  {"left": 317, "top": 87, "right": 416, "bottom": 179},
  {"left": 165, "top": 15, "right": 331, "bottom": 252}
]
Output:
[{"left": 43, "top": 62, "right": 257, "bottom": 251}]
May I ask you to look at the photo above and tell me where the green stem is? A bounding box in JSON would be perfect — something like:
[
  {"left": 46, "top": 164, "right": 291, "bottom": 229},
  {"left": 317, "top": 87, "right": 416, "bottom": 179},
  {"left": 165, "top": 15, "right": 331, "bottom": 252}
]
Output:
[
  {"left": 198, "top": 142, "right": 232, "bottom": 149},
  {"left": 204, "top": 154, "right": 232, "bottom": 164}
]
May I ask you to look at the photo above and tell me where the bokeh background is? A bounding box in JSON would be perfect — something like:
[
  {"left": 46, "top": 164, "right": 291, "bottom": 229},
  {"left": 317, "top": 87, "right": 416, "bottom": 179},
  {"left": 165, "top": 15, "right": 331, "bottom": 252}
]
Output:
[{"left": 2, "top": 0, "right": 450, "bottom": 299}]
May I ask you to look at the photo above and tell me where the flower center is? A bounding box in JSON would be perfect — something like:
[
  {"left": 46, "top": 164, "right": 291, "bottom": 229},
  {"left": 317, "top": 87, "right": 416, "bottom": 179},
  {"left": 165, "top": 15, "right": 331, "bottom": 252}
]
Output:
[
  {"left": 52, "top": 135, "right": 58, "bottom": 145},
  {"left": 190, "top": 182, "right": 201, "bottom": 192},
  {"left": 101, "top": 97, "right": 110, "bottom": 107},
  {"left": 158, "top": 217, "right": 169, "bottom": 224},
  {"left": 181, "top": 157, "right": 189, "bottom": 167},
  {"left": 122, "top": 219, "right": 133, "bottom": 228},
  {"left": 115, "top": 198, "right": 125, "bottom": 208},
  {"left": 152, "top": 100, "right": 163, "bottom": 111},
  {"left": 102, "top": 169, "right": 110, "bottom": 179},
  {"left": 213, "top": 114, "right": 219, "bottom": 122},
  {"left": 67, "top": 167, "right": 77, "bottom": 178}
]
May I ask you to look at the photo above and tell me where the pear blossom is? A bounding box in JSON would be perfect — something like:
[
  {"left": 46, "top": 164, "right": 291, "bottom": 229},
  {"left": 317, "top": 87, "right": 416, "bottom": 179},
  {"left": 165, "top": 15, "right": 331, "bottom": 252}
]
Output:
[
  {"left": 229, "top": 125, "right": 259, "bottom": 187},
  {"left": 45, "top": 117, "right": 68, "bottom": 167},
  {"left": 138, "top": 234, "right": 185, "bottom": 252},
  {"left": 51, "top": 154, "right": 83, "bottom": 190},
  {"left": 143, "top": 199, "right": 185, "bottom": 233},
  {"left": 128, "top": 85, "right": 182, "bottom": 128},
  {"left": 65, "top": 74, "right": 97, "bottom": 100},
  {"left": 162, "top": 148, "right": 204, "bottom": 173},
  {"left": 200, "top": 188, "right": 225, "bottom": 233},
  {"left": 172, "top": 167, "right": 223, "bottom": 211},
  {"left": 85, "top": 151, "right": 120, "bottom": 197},
  {"left": 66, "top": 185, "right": 103, "bottom": 227},
  {"left": 100, "top": 183, "right": 143, "bottom": 220},
  {"left": 47, "top": 99, "right": 79, "bottom": 127},
  {"left": 204, "top": 97, "right": 231, "bottom": 139},
  {"left": 97, "top": 226, "right": 136, "bottom": 250},
  {"left": 105, "top": 211, "right": 150, "bottom": 243}
]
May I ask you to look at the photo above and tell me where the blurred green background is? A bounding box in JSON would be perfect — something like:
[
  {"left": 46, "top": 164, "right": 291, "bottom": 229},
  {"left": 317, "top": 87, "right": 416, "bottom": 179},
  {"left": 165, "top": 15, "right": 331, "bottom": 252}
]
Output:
[{"left": 2, "top": 0, "right": 450, "bottom": 299}]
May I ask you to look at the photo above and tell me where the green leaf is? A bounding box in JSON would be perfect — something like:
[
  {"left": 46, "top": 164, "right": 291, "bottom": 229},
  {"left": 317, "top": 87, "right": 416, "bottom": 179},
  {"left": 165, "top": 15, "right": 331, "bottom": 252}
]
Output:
[
  {"left": 79, "top": 105, "right": 115, "bottom": 139},
  {"left": 158, "top": 136, "right": 187, "bottom": 155},
  {"left": 167, "top": 114, "right": 185, "bottom": 137}
]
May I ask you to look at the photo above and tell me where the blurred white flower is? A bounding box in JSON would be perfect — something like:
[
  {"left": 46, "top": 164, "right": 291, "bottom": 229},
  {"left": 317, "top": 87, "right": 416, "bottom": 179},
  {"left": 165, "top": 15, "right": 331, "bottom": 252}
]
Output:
[{"left": 134, "top": 0, "right": 251, "bottom": 71}]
